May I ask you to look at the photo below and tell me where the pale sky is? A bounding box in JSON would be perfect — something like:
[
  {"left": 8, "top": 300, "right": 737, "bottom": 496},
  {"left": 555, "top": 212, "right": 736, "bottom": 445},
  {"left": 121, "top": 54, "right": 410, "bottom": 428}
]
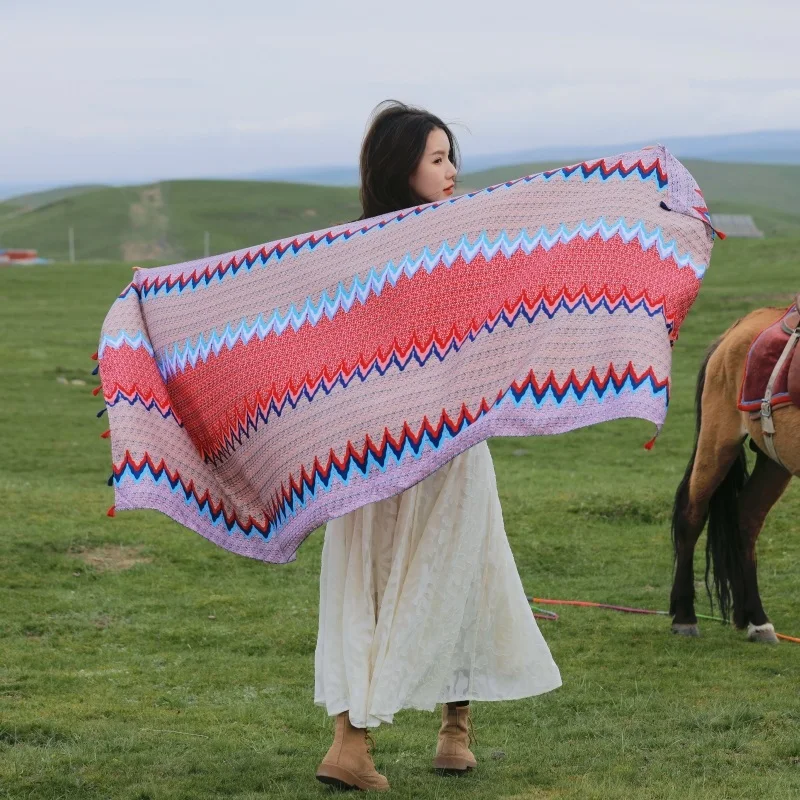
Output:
[{"left": 2, "top": 0, "right": 798, "bottom": 184}]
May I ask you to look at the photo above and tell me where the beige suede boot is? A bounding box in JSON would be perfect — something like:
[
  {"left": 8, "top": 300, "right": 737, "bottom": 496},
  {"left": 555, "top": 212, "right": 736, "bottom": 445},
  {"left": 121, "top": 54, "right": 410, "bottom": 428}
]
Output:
[
  {"left": 315, "top": 712, "right": 390, "bottom": 791},
  {"left": 433, "top": 703, "right": 477, "bottom": 772}
]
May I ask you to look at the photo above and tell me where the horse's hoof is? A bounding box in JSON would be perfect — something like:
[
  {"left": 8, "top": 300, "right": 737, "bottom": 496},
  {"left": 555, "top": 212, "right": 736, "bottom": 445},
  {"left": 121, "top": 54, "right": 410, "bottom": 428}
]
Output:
[
  {"left": 672, "top": 623, "right": 700, "bottom": 637},
  {"left": 747, "top": 622, "right": 779, "bottom": 644}
]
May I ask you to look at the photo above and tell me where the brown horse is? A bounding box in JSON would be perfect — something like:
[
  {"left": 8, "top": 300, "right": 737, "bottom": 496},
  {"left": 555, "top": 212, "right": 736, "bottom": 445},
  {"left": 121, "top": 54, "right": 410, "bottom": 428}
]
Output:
[{"left": 670, "top": 304, "right": 800, "bottom": 642}]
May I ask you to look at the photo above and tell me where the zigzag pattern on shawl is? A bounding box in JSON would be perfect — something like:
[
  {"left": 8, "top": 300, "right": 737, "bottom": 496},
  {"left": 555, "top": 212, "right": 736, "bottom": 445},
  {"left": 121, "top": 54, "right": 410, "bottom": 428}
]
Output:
[
  {"left": 193, "top": 291, "right": 672, "bottom": 464},
  {"left": 106, "top": 388, "right": 182, "bottom": 424},
  {"left": 100, "top": 286, "right": 672, "bottom": 454},
  {"left": 99, "top": 218, "right": 703, "bottom": 370},
  {"left": 149, "top": 220, "right": 702, "bottom": 379},
  {"left": 98, "top": 146, "right": 715, "bottom": 563},
  {"left": 118, "top": 158, "right": 670, "bottom": 302},
  {"left": 112, "top": 361, "right": 669, "bottom": 541}
]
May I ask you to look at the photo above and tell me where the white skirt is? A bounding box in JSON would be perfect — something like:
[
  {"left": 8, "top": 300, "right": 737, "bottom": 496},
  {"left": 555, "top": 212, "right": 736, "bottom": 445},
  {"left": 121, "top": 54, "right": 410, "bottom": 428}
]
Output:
[{"left": 314, "top": 441, "right": 562, "bottom": 728}]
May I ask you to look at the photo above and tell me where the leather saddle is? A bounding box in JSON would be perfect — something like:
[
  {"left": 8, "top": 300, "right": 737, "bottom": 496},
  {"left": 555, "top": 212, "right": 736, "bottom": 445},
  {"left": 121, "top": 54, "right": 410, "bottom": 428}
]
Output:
[{"left": 739, "top": 294, "right": 800, "bottom": 413}]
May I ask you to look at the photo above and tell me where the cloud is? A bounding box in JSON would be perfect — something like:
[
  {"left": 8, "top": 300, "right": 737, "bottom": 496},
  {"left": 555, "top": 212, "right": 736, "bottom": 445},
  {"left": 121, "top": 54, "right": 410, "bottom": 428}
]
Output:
[{"left": 1, "top": 0, "right": 798, "bottom": 183}]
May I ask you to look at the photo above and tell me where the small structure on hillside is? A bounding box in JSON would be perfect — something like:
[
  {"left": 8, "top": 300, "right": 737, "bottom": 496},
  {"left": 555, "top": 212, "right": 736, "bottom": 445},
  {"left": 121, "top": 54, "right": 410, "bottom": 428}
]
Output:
[
  {"left": 709, "top": 214, "right": 764, "bottom": 238},
  {"left": 0, "top": 248, "right": 38, "bottom": 264},
  {"left": 0, "top": 248, "right": 50, "bottom": 265}
]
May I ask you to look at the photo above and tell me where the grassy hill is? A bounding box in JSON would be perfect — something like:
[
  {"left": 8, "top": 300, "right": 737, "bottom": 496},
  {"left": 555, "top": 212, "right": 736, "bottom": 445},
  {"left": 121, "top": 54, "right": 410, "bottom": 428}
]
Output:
[
  {"left": 0, "top": 181, "right": 361, "bottom": 263},
  {"left": 1, "top": 160, "right": 799, "bottom": 262},
  {"left": 0, "top": 184, "right": 109, "bottom": 211}
]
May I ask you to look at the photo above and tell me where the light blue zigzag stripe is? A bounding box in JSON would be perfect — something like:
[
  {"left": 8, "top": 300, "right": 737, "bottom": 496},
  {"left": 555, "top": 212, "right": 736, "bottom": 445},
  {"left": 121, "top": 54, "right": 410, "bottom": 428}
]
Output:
[
  {"left": 98, "top": 331, "right": 154, "bottom": 359},
  {"left": 131, "top": 219, "right": 701, "bottom": 378}
]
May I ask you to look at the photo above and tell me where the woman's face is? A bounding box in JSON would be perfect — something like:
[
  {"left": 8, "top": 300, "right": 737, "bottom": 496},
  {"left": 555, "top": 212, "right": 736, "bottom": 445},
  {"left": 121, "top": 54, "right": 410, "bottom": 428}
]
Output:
[{"left": 408, "top": 127, "right": 457, "bottom": 203}]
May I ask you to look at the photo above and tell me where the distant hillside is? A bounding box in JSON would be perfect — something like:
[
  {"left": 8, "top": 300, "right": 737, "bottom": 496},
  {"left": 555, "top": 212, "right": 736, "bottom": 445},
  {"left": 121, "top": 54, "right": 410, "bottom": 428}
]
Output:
[
  {"left": 2, "top": 184, "right": 109, "bottom": 210},
  {"left": 460, "top": 130, "right": 800, "bottom": 175},
  {"left": 0, "top": 180, "right": 361, "bottom": 263},
  {"left": 1, "top": 160, "right": 798, "bottom": 262},
  {"left": 3, "top": 130, "right": 797, "bottom": 199},
  {"left": 246, "top": 130, "right": 800, "bottom": 185}
]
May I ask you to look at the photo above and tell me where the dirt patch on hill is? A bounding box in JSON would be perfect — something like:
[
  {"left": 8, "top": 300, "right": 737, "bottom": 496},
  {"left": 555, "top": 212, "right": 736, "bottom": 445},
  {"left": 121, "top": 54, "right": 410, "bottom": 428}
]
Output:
[{"left": 122, "top": 185, "right": 170, "bottom": 261}]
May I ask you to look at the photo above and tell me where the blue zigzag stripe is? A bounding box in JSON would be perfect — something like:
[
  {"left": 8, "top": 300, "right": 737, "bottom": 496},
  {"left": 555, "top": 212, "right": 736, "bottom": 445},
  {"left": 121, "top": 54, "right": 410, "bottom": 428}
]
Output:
[
  {"left": 159, "top": 289, "right": 669, "bottom": 387},
  {"left": 108, "top": 391, "right": 182, "bottom": 423},
  {"left": 116, "top": 373, "right": 667, "bottom": 542},
  {"left": 150, "top": 218, "right": 693, "bottom": 376},
  {"left": 118, "top": 163, "right": 670, "bottom": 303},
  {"left": 101, "top": 219, "right": 699, "bottom": 368},
  {"left": 146, "top": 296, "right": 671, "bottom": 463}
]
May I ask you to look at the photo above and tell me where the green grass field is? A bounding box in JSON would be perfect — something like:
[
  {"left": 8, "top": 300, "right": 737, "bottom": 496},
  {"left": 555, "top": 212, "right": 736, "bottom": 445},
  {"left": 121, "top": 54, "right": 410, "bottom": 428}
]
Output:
[
  {"left": 1, "top": 235, "right": 799, "bottom": 799},
  {"left": 2, "top": 160, "right": 800, "bottom": 262}
]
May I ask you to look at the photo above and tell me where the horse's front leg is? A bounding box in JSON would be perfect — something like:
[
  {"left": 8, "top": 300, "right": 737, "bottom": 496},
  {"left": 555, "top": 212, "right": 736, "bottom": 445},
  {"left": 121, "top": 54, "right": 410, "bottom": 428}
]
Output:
[{"left": 670, "top": 447, "right": 739, "bottom": 636}]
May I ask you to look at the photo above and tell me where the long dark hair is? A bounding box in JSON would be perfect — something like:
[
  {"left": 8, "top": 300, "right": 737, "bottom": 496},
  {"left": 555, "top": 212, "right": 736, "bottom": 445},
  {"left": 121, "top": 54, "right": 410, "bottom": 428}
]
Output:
[{"left": 359, "top": 100, "right": 460, "bottom": 220}]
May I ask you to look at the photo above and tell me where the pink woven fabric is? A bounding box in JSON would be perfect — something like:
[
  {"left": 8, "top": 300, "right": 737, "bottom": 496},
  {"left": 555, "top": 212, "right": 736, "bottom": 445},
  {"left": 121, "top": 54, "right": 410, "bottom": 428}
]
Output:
[{"left": 98, "top": 146, "right": 715, "bottom": 563}]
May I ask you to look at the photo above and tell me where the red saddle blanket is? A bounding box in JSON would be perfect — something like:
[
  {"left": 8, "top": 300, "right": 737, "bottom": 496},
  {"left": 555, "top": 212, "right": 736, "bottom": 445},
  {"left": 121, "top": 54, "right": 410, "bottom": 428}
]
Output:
[{"left": 738, "top": 302, "right": 800, "bottom": 413}]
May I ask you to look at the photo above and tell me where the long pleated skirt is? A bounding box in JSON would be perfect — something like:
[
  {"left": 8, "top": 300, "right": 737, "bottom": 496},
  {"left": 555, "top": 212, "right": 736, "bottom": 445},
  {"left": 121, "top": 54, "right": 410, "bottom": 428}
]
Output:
[{"left": 314, "top": 441, "right": 561, "bottom": 728}]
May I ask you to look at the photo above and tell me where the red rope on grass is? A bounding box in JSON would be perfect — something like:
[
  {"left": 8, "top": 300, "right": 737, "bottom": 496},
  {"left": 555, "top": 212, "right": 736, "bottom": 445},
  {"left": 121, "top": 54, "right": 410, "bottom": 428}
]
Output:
[
  {"left": 533, "top": 597, "right": 668, "bottom": 616},
  {"left": 528, "top": 597, "right": 799, "bottom": 643}
]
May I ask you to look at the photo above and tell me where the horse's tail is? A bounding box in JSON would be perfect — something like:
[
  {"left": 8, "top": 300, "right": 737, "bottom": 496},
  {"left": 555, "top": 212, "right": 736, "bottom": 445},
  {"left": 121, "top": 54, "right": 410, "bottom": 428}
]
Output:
[
  {"left": 671, "top": 340, "right": 718, "bottom": 561},
  {"left": 670, "top": 336, "right": 749, "bottom": 623}
]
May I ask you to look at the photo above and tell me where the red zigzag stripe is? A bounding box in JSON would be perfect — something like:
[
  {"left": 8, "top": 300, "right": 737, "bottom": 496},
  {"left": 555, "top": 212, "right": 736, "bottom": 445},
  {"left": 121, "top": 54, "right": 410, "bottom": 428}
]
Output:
[{"left": 115, "top": 361, "right": 668, "bottom": 536}]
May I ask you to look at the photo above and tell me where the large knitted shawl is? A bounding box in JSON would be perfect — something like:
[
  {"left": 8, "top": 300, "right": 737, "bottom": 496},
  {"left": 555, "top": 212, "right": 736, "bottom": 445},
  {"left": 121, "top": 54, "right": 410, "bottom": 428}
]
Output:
[{"left": 98, "top": 146, "right": 715, "bottom": 563}]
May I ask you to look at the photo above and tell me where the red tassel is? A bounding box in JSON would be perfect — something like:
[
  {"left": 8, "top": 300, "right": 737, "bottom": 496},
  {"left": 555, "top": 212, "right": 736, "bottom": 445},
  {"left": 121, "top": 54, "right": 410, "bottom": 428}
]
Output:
[
  {"left": 100, "top": 429, "right": 111, "bottom": 439},
  {"left": 643, "top": 435, "right": 657, "bottom": 451},
  {"left": 91, "top": 351, "right": 99, "bottom": 361},
  {"left": 107, "top": 505, "right": 116, "bottom": 517},
  {"left": 92, "top": 386, "right": 102, "bottom": 396},
  {"left": 715, "top": 229, "right": 727, "bottom": 240}
]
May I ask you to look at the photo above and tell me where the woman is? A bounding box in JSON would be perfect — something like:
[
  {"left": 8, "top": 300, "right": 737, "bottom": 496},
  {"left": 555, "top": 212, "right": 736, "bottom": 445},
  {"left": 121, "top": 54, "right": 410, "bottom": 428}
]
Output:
[{"left": 314, "top": 101, "right": 562, "bottom": 792}]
